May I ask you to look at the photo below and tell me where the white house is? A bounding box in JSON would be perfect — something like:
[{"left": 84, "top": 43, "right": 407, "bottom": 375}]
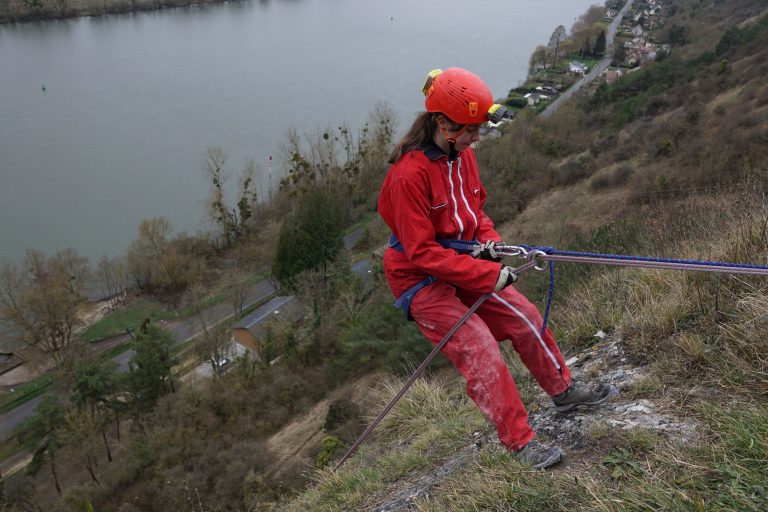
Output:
[
  {"left": 524, "top": 92, "right": 541, "bottom": 106},
  {"left": 569, "top": 61, "right": 588, "bottom": 74}
]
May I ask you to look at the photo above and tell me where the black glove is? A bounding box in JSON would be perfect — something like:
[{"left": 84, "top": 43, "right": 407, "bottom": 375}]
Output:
[
  {"left": 494, "top": 265, "right": 518, "bottom": 292},
  {"left": 472, "top": 240, "right": 503, "bottom": 262}
]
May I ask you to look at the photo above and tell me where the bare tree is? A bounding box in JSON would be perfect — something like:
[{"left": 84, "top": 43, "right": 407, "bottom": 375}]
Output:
[
  {"left": 0, "top": 249, "right": 89, "bottom": 363},
  {"left": 205, "top": 146, "right": 237, "bottom": 247},
  {"left": 529, "top": 44, "right": 550, "bottom": 73},
  {"left": 548, "top": 25, "right": 568, "bottom": 69},
  {"left": 187, "top": 286, "right": 233, "bottom": 378},
  {"left": 279, "top": 127, "right": 314, "bottom": 205},
  {"left": 335, "top": 279, "right": 373, "bottom": 326},
  {"left": 154, "top": 246, "right": 205, "bottom": 307},
  {"left": 237, "top": 159, "right": 259, "bottom": 231},
  {"left": 58, "top": 407, "right": 103, "bottom": 485},
  {"left": 204, "top": 146, "right": 259, "bottom": 247},
  {"left": 136, "top": 217, "right": 171, "bottom": 259},
  {"left": 194, "top": 325, "right": 233, "bottom": 378},
  {"left": 232, "top": 289, "right": 246, "bottom": 318},
  {"left": 125, "top": 217, "right": 171, "bottom": 291},
  {"left": 96, "top": 255, "right": 127, "bottom": 308}
]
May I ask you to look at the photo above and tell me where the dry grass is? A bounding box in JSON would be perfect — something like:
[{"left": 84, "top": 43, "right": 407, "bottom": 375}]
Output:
[
  {"left": 370, "top": 375, "right": 483, "bottom": 444},
  {"left": 500, "top": 181, "right": 632, "bottom": 248}
]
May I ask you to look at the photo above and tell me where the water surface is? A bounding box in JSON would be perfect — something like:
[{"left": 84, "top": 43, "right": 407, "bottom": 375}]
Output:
[{"left": 0, "top": 0, "right": 599, "bottom": 264}]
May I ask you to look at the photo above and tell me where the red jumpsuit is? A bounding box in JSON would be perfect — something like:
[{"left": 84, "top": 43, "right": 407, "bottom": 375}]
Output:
[{"left": 378, "top": 143, "right": 572, "bottom": 450}]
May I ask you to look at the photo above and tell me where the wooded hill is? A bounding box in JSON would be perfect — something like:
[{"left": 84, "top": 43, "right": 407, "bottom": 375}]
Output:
[{"left": 1, "top": 0, "right": 766, "bottom": 510}]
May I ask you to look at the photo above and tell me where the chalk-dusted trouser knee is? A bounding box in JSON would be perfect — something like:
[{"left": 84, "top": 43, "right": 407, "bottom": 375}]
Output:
[{"left": 408, "top": 281, "right": 572, "bottom": 451}]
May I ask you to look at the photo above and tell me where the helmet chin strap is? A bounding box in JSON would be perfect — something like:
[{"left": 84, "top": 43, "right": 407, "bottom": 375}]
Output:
[{"left": 437, "top": 123, "right": 467, "bottom": 161}]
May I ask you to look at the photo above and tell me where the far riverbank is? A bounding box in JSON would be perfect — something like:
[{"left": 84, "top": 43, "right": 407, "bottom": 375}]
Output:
[{"left": 0, "top": 0, "right": 233, "bottom": 24}]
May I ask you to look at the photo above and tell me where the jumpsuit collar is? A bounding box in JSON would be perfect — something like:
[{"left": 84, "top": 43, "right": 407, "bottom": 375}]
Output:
[{"left": 420, "top": 142, "right": 459, "bottom": 162}]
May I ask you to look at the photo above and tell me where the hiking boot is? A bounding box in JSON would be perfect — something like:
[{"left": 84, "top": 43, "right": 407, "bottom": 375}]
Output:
[
  {"left": 516, "top": 439, "right": 564, "bottom": 470},
  {"left": 552, "top": 381, "right": 613, "bottom": 412}
]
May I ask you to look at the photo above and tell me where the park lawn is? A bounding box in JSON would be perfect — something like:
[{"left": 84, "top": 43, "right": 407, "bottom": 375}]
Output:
[{"left": 80, "top": 298, "right": 176, "bottom": 342}]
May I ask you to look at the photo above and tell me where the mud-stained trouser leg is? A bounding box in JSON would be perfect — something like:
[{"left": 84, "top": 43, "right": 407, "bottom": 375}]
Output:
[
  {"left": 457, "top": 286, "right": 573, "bottom": 398},
  {"left": 409, "top": 282, "right": 535, "bottom": 451}
]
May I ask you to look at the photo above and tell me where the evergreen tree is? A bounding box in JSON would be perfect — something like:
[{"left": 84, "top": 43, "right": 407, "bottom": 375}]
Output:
[
  {"left": 594, "top": 30, "right": 607, "bottom": 56},
  {"left": 272, "top": 188, "right": 344, "bottom": 284},
  {"left": 69, "top": 359, "right": 119, "bottom": 461},
  {"left": 128, "top": 321, "right": 177, "bottom": 411}
]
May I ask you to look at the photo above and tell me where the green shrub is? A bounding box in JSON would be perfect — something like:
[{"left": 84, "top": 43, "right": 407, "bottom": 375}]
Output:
[{"left": 316, "top": 436, "right": 345, "bottom": 468}]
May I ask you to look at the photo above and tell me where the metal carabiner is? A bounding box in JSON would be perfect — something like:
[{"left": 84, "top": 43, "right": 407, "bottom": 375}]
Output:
[
  {"left": 495, "top": 244, "right": 527, "bottom": 259},
  {"left": 528, "top": 250, "right": 549, "bottom": 271}
]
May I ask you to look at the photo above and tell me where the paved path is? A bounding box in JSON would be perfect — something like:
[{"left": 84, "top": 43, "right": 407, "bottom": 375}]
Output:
[{"left": 540, "top": 0, "right": 635, "bottom": 119}]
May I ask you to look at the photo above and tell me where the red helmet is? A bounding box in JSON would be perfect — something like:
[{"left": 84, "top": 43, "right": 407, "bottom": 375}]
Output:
[{"left": 423, "top": 68, "right": 503, "bottom": 125}]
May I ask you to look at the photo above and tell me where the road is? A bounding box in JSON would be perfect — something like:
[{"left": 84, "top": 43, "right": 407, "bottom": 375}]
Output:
[
  {"left": 112, "top": 279, "right": 278, "bottom": 373},
  {"left": 0, "top": 278, "right": 278, "bottom": 441},
  {"left": 0, "top": 393, "right": 47, "bottom": 440},
  {"left": 540, "top": 0, "right": 635, "bottom": 119}
]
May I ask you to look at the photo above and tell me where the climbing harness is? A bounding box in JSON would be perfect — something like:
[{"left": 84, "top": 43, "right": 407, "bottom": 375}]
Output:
[{"left": 388, "top": 233, "right": 478, "bottom": 320}]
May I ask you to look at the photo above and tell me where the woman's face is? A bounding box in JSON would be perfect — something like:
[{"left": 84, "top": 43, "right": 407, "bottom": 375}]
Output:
[
  {"left": 436, "top": 116, "right": 483, "bottom": 152},
  {"left": 452, "top": 124, "right": 482, "bottom": 152}
]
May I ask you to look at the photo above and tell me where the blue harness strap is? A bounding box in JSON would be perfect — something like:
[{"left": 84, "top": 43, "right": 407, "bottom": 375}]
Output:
[
  {"left": 388, "top": 233, "right": 477, "bottom": 320},
  {"left": 394, "top": 277, "right": 437, "bottom": 320},
  {"left": 387, "top": 233, "right": 477, "bottom": 254}
]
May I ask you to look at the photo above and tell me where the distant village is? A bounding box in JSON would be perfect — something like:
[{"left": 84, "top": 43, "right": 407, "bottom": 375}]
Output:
[
  {"left": 495, "top": 0, "right": 672, "bottom": 125},
  {"left": 614, "top": 0, "right": 671, "bottom": 69}
]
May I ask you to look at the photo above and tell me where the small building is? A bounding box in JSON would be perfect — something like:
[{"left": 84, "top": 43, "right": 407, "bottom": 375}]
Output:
[
  {"left": 232, "top": 296, "right": 304, "bottom": 355},
  {"left": 537, "top": 85, "right": 559, "bottom": 95},
  {"left": 569, "top": 61, "right": 588, "bottom": 74},
  {"left": 524, "top": 92, "right": 541, "bottom": 105}
]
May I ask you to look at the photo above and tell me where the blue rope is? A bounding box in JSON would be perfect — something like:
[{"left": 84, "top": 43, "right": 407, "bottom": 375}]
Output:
[
  {"left": 540, "top": 261, "right": 555, "bottom": 337},
  {"left": 522, "top": 245, "right": 768, "bottom": 271},
  {"left": 522, "top": 244, "right": 768, "bottom": 337}
]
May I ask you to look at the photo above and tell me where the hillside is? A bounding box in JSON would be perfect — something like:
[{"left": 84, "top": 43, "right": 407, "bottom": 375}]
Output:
[{"left": 276, "top": 1, "right": 768, "bottom": 510}]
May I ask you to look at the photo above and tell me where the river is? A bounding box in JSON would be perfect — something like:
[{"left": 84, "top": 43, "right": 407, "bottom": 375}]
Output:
[{"left": 0, "top": 0, "right": 599, "bottom": 265}]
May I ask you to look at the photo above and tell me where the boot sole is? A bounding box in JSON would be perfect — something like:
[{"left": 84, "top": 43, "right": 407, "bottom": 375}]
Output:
[{"left": 532, "top": 448, "right": 564, "bottom": 470}]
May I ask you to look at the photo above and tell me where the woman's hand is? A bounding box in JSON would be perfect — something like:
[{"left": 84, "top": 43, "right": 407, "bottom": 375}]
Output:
[
  {"left": 493, "top": 265, "right": 518, "bottom": 292},
  {"left": 472, "top": 240, "right": 503, "bottom": 262}
]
